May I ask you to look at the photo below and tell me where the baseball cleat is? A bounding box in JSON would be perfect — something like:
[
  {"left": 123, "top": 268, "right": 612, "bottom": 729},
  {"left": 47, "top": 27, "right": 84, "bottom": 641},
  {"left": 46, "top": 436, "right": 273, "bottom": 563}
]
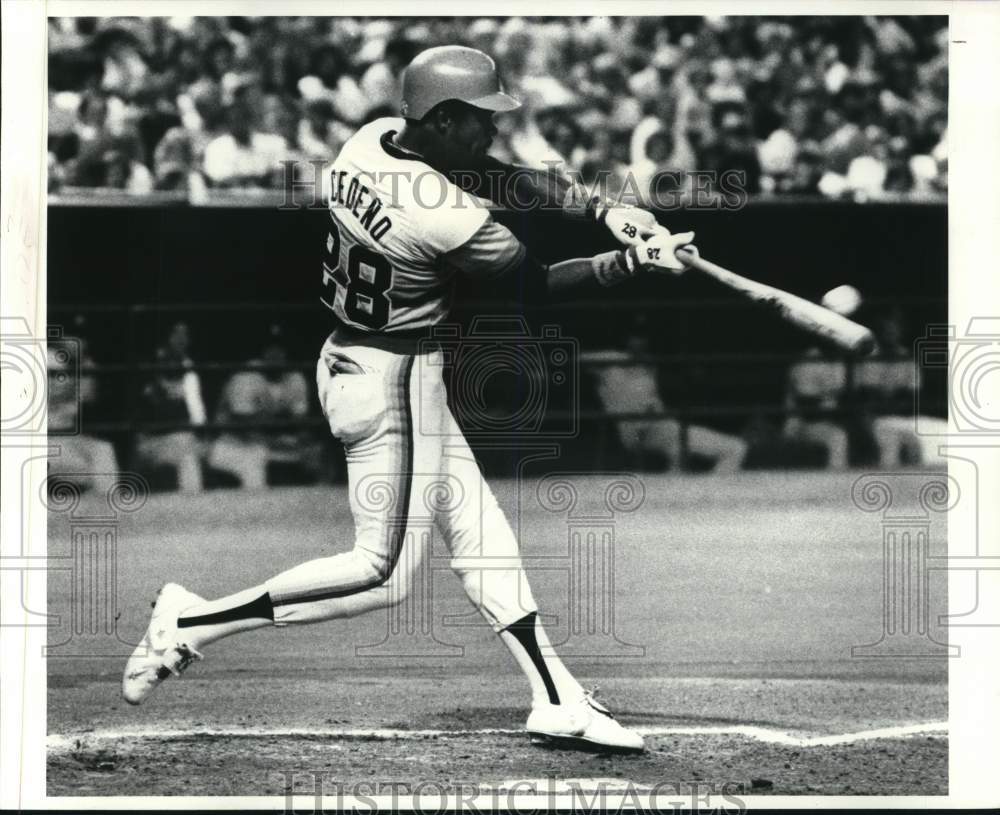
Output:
[
  {"left": 122, "top": 583, "right": 205, "bottom": 705},
  {"left": 526, "top": 690, "right": 644, "bottom": 753}
]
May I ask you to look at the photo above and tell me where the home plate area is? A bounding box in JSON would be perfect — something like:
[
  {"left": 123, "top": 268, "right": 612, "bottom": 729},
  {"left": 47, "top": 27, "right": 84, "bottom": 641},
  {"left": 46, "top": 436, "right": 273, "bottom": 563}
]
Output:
[{"left": 49, "top": 719, "right": 947, "bottom": 796}]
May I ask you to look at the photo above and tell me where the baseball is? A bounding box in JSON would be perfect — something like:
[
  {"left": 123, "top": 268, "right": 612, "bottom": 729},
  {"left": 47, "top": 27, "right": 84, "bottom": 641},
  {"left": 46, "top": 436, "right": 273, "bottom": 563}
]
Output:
[{"left": 821, "top": 284, "right": 862, "bottom": 316}]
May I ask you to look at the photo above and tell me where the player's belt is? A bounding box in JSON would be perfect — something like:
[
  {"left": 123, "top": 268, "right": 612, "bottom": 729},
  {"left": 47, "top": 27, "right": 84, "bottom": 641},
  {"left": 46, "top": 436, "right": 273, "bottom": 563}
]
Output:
[{"left": 329, "top": 322, "right": 439, "bottom": 356}]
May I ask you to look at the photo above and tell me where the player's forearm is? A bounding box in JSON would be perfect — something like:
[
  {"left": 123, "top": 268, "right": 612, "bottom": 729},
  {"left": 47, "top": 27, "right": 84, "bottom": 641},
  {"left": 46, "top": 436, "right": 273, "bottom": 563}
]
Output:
[
  {"left": 545, "top": 249, "right": 637, "bottom": 299},
  {"left": 452, "top": 158, "right": 592, "bottom": 219},
  {"left": 470, "top": 160, "right": 681, "bottom": 252},
  {"left": 514, "top": 164, "right": 591, "bottom": 219},
  {"left": 543, "top": 257, "right": 602, "bottom": 297},
  {"left": 482, "top": 161, "right": 626, "bottom": 223}
]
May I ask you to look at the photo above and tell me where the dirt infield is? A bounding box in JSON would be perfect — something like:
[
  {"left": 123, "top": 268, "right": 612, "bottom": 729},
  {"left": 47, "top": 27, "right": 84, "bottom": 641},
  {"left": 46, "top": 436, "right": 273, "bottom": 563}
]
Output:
[
  {"left": 49, "top": 727, "right": 947, "bottom": 796},
  {"left": 47, "top": 472, "right": 949, "bottom": 797}
]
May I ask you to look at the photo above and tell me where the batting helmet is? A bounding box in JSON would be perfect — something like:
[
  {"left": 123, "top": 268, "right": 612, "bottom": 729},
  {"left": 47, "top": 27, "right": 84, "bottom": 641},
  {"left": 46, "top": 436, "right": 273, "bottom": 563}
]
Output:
[{"left": 400, "top": 45, "right": 520, "bottom": 120}]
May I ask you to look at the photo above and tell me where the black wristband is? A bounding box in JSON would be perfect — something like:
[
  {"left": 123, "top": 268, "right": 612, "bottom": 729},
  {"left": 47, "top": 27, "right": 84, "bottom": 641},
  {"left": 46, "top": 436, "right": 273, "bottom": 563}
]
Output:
[{"left": 591, "top": 248, "right": 638, "bottom": 287}]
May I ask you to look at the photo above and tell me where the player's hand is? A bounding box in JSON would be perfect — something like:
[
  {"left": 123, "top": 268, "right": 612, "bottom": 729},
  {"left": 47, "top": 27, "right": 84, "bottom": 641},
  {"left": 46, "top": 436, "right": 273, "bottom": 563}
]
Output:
[
  {"left": 597, "top": 203, "right": 663, "bottom": 247},
  {"left": 630, "top": 230, "right": 697, "bottom": 275}
]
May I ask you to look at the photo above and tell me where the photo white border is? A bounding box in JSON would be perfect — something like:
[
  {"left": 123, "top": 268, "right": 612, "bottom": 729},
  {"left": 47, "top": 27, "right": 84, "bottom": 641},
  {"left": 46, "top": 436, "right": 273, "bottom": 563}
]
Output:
[{"left": 2, "top": 0, "right": 998, "bottom": 810}]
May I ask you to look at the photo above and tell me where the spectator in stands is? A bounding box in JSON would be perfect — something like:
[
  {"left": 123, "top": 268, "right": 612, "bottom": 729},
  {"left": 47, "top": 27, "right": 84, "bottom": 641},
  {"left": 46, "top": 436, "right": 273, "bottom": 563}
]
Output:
[
  {"left": 94, "top": 21, "right": 151, "bottom": 101},
  {"left": 69, "top": 134, "right": 154, "bottom": 192},
  {"left": 135, "top": 321, "right": 206, "bottom": 493},
  {"left": 359, "top": 37, "right": 418, "bottom": 115},
  {"left": 782, "top": 141, "right": 824, "bottom": 195},
  {"left": 856, "top": 308, "right": 948, "bottom": 467},
  {"left": 181, "top": 82, "right": 227, "bottom": 150},
  {"left": 47, "top": 335, "right": 119, "bottom": 488},
  {"left": 259, "top": 92, "right": 300, "bottom": 149},
  {"left": 702, "top": 103, "right": 762, "bottom": 195},
  {"left": 674, "top": 60, "right": 714, "bottom": 164},
  {"left": 204, "top": 36, "right": 237, "bottom": 84},
  {"left": 202, "top": 87, "right": 286, "bottom": 189},
  {"left": 60, "top": 85, "right": 155, "bottom": 192},
  {"left": 74, "top": 90, "right": 111, "bottom": 151},
  {"left": 584, "top": 324, "right": 747, "bottom": 473},
  {"left": 152, "top": 126, "right": 196, "bottom": 190},
  {"left": 208, "top": 327, "right": 322, "bottom": 489},
  {"left": 297, "top": 42, "right": 368, "bottom": 125},
  {"left": 294, "top": 98, "right": 352, "bottom": 162},
  {"left": 629, "top": 123, "right": 676, "bottom": 204},
  {"left": 782, "top": 346, "right": 849, "bottom": 469}
]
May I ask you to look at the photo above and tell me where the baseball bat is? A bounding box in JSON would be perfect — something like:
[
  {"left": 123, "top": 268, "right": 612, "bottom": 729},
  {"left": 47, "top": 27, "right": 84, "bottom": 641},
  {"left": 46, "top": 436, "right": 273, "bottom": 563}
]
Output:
[{"left": 674, "top": 248, "right": 875, "bottom": 356}]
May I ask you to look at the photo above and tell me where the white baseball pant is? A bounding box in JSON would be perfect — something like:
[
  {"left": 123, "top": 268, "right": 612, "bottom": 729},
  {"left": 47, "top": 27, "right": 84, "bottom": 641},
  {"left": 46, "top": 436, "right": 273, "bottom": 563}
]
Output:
[{"left": 264, "top": 335, "right": 538, "bottom": 631}]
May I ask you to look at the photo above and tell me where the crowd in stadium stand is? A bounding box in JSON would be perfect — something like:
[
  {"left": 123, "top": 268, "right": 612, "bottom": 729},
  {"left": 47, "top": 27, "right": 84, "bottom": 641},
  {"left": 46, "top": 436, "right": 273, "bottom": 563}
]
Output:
[{"left": 48, "top": 16, "right": 948, "bottom": 202}]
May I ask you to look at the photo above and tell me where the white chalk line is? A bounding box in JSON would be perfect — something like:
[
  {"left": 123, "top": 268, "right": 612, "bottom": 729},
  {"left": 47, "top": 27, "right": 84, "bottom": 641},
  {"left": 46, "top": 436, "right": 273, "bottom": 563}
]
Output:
[
  {"left": 636, "top": 721, "right": 947, "bottom": 746},
  {"left": 47, "top": 721, "right": 947, "bottom": 753}
]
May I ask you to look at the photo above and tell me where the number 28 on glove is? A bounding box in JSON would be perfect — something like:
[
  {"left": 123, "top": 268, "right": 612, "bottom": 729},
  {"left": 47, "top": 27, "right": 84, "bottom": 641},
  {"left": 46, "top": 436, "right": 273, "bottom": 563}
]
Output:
[{"left": 624, "top": 230, "right": 697, "bottom": 275}]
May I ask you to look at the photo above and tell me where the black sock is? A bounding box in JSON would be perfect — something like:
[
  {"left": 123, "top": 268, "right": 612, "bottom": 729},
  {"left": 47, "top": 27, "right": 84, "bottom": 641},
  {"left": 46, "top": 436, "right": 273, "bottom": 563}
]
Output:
[
  {"left": 178, "top": 592, "right": 274, "bottom": 628},
  {"left": 504, "top": 611, "right": 560, "bottom": 704}
]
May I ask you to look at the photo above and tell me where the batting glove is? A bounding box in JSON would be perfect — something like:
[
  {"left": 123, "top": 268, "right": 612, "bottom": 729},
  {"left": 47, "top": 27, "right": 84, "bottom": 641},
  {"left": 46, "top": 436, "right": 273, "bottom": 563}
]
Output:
[
  {"left": 621, "top": 230, "right": 697, "bottom": 275},
  {"left": 591, "top": 200, "right": 663, "bottom": 247}
]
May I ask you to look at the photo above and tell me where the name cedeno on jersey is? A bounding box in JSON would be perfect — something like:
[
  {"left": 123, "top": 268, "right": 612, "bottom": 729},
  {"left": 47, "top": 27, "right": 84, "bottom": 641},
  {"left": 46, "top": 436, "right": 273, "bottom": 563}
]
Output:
[{"left": 329, "top": 170, "right": 393, "bottom": 243}]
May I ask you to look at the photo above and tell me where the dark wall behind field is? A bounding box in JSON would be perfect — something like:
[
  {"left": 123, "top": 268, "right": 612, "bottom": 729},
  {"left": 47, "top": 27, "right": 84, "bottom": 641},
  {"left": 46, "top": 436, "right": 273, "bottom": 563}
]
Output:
[{"left": 48, "top": 200, "right": 947, "bottom": 352}]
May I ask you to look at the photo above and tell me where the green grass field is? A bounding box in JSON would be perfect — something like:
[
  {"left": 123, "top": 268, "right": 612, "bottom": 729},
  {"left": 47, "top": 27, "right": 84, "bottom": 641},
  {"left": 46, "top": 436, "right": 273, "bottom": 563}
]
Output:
[{"left": 47, "top": 471, "right": 948, "bottom": 796}]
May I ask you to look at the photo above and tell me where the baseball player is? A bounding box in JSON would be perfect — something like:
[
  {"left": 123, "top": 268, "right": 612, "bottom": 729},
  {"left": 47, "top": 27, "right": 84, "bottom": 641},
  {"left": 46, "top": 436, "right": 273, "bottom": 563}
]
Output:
[{"left": 123, "top": 46, "right": 696, "bottom": 753}]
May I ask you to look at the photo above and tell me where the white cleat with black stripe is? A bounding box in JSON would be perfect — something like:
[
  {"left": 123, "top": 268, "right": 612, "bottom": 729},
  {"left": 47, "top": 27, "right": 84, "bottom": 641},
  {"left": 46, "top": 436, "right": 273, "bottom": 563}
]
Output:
[
  {"left": 122, "top": 583, "right": 205, "bottom": 706},
  {"left": 526, "top": 690, "right": 645, "bottom": 753}
]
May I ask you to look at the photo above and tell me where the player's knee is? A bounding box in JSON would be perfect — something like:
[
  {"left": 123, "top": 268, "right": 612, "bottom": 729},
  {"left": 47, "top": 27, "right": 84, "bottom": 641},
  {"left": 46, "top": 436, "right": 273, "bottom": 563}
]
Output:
[
  {"left": 300, "top": 546, "right": 390, "bottom": 590},
  {"left": 351, "top": 545, "right": 393, "bottom": 585}
]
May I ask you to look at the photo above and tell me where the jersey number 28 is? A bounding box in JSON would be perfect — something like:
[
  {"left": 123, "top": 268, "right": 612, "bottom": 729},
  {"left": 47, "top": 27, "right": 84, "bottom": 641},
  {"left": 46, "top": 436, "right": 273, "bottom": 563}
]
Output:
[{"left": 321, "top": 219, "right": 393, "bottom": 330}]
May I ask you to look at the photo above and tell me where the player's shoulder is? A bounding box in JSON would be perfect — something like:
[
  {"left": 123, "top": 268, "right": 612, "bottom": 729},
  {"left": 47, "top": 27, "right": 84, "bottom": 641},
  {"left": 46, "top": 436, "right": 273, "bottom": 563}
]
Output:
[
  {"left": 409, "top": 178, "right": 491, "bottom": 255},
  {"left": 334, "top": 118, "right": 491, "bottom": 254},
  {"left": 338, "top": 116, "right": 406, "bottom": 160}
]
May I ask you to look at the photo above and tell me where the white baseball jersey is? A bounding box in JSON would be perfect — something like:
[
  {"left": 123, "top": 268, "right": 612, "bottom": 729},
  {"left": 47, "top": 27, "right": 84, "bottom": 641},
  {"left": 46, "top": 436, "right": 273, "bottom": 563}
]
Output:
[
  {"left": 322, "top": 117, "right": 524, "bottom": 334},
  {"left": 276, "top": 118, "right": 537, "bottom": 637}
]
